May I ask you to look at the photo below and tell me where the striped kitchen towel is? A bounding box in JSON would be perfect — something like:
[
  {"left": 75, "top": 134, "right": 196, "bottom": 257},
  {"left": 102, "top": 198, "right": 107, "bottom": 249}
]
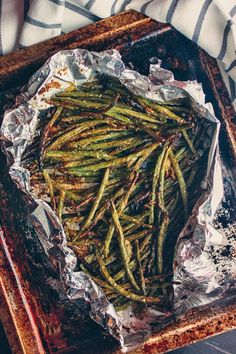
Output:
[{"left": 0, "top": 0, "right": 236, "bottom": 105}]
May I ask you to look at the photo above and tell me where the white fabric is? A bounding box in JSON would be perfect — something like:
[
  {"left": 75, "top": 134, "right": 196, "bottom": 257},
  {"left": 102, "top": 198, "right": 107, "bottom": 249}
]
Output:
[{"left": 0, "top": 0, "right": 236, "bottom": 105}]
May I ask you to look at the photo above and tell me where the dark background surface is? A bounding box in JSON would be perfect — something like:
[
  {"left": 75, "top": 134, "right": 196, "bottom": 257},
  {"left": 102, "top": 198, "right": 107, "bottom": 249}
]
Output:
[
  {"left": 0, "top": 321, "right": 235, "bottom": 354},
  {"left": 171, "top": 329, "right": 236, "bottom": 354},
  {"left": 0, "top": 322, "right": 12, "bottom": 354}
]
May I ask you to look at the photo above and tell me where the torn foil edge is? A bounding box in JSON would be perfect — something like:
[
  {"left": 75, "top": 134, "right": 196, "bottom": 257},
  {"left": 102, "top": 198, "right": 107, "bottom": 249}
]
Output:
[{"left": 0, "top": 48, "right": 230, "bottom": 352}]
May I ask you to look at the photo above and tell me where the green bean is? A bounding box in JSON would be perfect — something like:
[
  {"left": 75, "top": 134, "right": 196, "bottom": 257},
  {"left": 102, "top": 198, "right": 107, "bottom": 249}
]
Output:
[
  {"left": 51, "top": 97, "right": 109, "bottom": 109},
  {"left": 158, "top": 147, "right": 170, "bottom": 212},
  {"left": 123, "top": 221, "right": 144, "bottom": 236},
  {"left": 167, "top": 192, "right": 179, "bottom": 215},
  {"left": 61, "top": 114, "right": 98, "bottom": 123},
  {"left": 52, "top": 179, "right": 98, "bottom": 191},
  {"left": 56, "top": 91, "right": 114, "bottom": 100},
  {"left": 157, "top": 213, "right": 170, "bottom": 274},
  {"left": 43, "top": 169, "right": 56, "bottom": 210},
  {"left": 133, "top": 120, "right": 164, "bottom": 142},
  {"left": 110, "top": 202, "right": 140, "bottom": 291},
  {"left": 63, "top": 215, "right": 84, "bottom": 224},
  {"left": 113, "top": 249, "right": 149, "bottom": 282},
  {"left": 82, "top": 137, "right": 143, "bottom": 151},
  {"left": 40, "top": 107, "right": 63, "bottom": 166},
  {"left": 96, "top": 249, "right": 163, "bottom": 304},
  {"left": 135, "top": 240, "right": 146, "bottom": 294},
  {"left": 47, "top": 100, "right": 83, "bottom": 110},
  {"left": 81, "top": 168, "right": 110, "bottom": 231},
  {"left": 186, "top": 169, "right": 197, "bottom": 187},
  {"left": 79, "top": 126, "right": 127, "bottom": 138},
  {"left": 75, "top": 194, "right": 94, "bottom": 210},
  {"left": 45, "top": 149, "right": 112, "bottom": 161},
  {"left": 47, "top": 121, "right": 100, "bottom": 150},
  {"left": 121, "top": 214, "right": 152, "bottom": 229},
  {"left": 64, "top": 191, "right": 82, "bottom": 202},
  {"left": 141, "top": 98, "right": 186, "bottom": 124},
  {"left": 182, "top": 130, "right": 199, "bottom": 156},
  {"left": 105, "top": 110, "right": 166, "bottom": 133},
  {"left": 78, "top": 187, "right": 125, "bottom": 241},
  {"left": 132, "top": 142, "right": 161, "bottom": 176},
  {"left": 134, "top": 96, "right": 159, "bottom": 116},
  {"left": 175, "top": 146, "right": 187, "bottom": 160},
  {"left": 68, "top": 131, "right": 133, "bottom": 149},
  {"left": 65, "top": 169, "right": 100, "bottom": 177},
  {"left": 122, "top": 214, "right": 149, "bottom": 234},
  {"left": 108, "top": 105, "right": 161, "bottom": 124},
  {"left": 58, "top": 158, "right": 103, "bottom": 169},
  {"left": 104, "top": 239, "right": 131, "bottom": 268},
  {"left": 149, "top": 147, "right": 168, "bottom": 224},
  {"left": 105, "top": 110, "right": 136, "bottom": 125},
  {"left": 69, "top": 142, "right": 159, "bottom": 174},
  {"left": 169, "top": 148, "right": 188, "bottom": 219},
  {"left": 127, "top": 230, "right": 150, "bottom": 242},
  {"left": 104, "top": 174, "right": 138, "bottom": 257},
  {"left": 58, "top": 190, "right": 66, "bottom": 221}
]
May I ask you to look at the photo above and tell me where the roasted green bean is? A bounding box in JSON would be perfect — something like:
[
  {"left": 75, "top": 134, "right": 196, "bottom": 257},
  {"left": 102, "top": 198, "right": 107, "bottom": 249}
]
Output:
[{"left": 27, "top": 74, "right": 210, "bottom": 311}]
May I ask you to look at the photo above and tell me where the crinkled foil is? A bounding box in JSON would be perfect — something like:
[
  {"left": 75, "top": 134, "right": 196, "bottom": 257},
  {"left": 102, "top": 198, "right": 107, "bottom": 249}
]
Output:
[{"left": 1, "top": 49, "right": 235, "bottom": 352}]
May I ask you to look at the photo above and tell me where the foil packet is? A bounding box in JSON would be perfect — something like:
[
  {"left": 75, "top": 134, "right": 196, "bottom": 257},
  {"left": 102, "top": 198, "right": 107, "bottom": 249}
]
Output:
[{"left": 0, "top": 49, "right": 235, "bottom": 352}]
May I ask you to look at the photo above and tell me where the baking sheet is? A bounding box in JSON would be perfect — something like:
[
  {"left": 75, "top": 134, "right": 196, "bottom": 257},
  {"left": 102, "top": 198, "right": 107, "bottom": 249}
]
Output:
[{"left": 1, "top": 48, "right": 235, "bottom": 352}]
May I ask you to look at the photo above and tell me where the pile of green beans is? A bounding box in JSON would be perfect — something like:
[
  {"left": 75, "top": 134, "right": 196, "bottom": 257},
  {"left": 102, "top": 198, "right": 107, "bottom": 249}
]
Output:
[{"left": 25, "top": 75, "right": 211, "bottom": 312}]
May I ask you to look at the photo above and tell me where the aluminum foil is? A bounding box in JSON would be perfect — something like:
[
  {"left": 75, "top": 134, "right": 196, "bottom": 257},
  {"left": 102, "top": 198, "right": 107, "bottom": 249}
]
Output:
[{"left": 0, "top": 49, "right": 235, "bottom": 352}]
